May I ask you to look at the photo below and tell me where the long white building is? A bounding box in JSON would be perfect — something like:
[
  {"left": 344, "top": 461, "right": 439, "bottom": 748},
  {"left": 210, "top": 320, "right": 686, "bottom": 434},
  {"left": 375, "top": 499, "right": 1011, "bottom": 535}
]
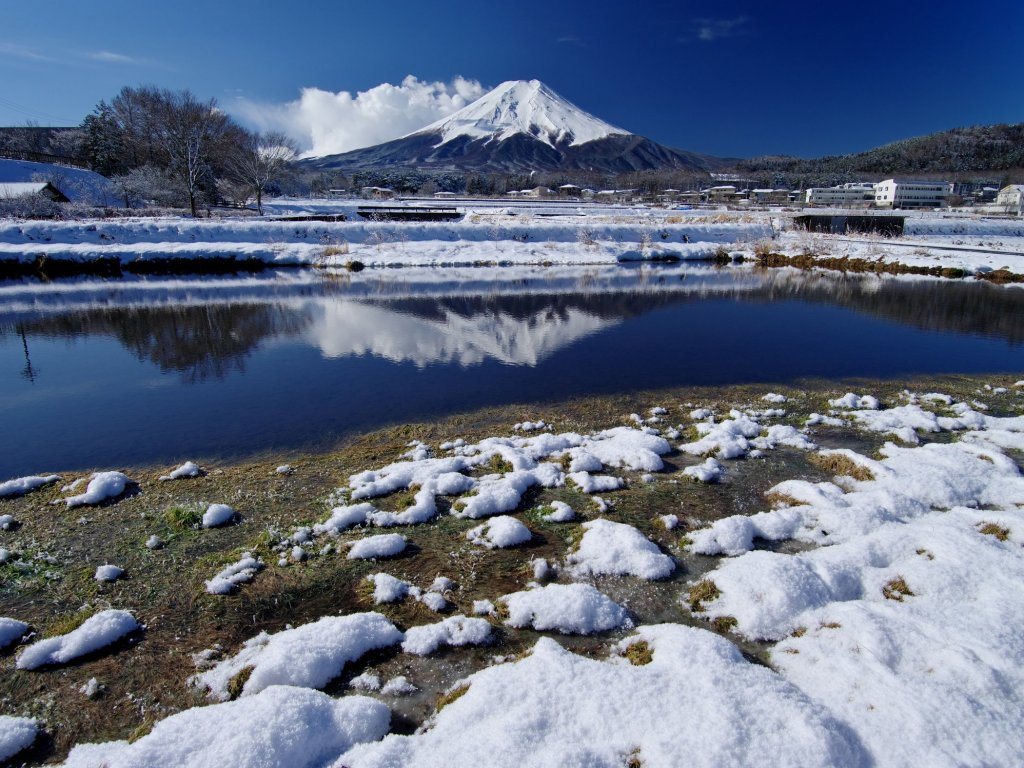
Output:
[
  {"left": 805, "top": 183, "right": 875, "bottom": 206},
  {"left": 874, "top": 179, "right": 952, "bottom": 209}
]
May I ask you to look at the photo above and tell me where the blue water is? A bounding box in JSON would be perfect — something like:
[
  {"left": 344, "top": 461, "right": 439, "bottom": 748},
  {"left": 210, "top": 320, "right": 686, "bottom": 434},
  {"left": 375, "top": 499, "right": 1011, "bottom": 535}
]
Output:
[{"left": 1, "top": 266, "right": 1021, "bottom": 475}]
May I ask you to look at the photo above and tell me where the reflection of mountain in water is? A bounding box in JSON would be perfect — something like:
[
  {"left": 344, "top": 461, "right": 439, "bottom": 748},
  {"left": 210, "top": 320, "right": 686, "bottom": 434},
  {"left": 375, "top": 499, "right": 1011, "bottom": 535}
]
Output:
[
  {"left": 4, "top": 267, "right": 1023, "bottom": 382},
  {"left": 309, "top": 292, "right": 700, "bottom": 367}
]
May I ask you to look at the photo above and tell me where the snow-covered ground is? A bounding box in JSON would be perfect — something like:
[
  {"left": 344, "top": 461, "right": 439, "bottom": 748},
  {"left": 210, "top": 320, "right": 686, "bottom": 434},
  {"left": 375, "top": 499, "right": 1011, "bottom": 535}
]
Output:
[
  {"left": 2, "top": 200, "right": 1021, "bottom": 277},
  {"left": 0, "top": 204, "right": 769, "bottom": 268},
  {"left": 772, "top": 209, "right": 1024, "bottom": 277}
]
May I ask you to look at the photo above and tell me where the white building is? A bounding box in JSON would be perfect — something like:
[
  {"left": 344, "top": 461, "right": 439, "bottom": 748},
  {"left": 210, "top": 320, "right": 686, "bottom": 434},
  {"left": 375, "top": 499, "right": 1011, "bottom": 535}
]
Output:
[
  {"left": 805, "top": 183, "right": 875, "bottom": 206},
  {"left": 996, "top": 185, "right": 1024, "bottom": 215},
  {"left": 874, "top": 179, "right": 952, "bottom": 209}
]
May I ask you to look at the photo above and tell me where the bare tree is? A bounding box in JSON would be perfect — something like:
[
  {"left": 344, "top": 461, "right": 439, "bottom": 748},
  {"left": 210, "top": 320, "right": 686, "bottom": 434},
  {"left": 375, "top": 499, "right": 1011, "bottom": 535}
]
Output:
[
  {"left": 227, "top": 131, "right": 297, "bottom": 215},
  {"left": 153, "top": 90, "right": 232, "bottom": 216}
]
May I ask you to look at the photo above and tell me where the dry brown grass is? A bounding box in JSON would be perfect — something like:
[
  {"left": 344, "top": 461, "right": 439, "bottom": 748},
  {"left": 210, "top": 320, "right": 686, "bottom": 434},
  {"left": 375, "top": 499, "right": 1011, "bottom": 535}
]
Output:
[
  {"left": 978, "top": 523, "right": 1010, "bottom": 541},
  {"left": 809, "top": 452, "right": 874, "bottom": 482},
  {"left": 436, "top": 683, "right": 470, "bottom": 712},
  {"left": 883, "top": 576, "right": 915, "bottom": 602},
  {"left": 710, "top": 616, "right": 738, "bottom": 634},
  {"left": 765, "top": 491, "right": 802, "bottom": 508}
]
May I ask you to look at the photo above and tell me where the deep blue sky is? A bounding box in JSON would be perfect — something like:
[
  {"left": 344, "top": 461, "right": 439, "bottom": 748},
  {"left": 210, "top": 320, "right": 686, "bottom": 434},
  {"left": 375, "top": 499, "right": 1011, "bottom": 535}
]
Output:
[{"left": 1, "top": 0, "right": 1021, "bottom": 159}]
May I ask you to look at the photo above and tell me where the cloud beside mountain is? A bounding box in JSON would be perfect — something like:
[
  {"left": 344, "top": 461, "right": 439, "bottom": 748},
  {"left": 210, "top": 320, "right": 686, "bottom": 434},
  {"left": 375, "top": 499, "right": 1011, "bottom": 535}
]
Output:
[{"left": 230, "top": 75, "right": 486, "bottom": 158}]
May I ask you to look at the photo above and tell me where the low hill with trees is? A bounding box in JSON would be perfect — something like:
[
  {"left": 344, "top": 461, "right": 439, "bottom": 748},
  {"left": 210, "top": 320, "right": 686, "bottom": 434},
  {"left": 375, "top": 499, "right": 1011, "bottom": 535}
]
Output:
[{"left": 733, "top": 124, "right": 1024, "bottom": 188}]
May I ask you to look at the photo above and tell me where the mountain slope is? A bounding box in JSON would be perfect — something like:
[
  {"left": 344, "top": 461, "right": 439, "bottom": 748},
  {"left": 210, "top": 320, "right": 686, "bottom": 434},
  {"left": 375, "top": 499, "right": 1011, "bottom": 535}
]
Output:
[{"left": 304, "top": 80, "right": 724, "bottom": 174}]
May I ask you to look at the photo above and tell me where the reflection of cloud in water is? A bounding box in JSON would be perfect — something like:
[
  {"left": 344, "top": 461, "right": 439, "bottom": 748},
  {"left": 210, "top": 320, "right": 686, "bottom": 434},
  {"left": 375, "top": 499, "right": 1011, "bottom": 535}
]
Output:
[{"left": 307, "top": 300, "right": 614, "bottom": 367}]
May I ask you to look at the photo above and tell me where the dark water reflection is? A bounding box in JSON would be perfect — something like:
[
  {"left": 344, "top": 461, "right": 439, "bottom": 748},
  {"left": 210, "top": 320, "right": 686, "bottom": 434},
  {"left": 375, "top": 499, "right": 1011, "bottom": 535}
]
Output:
[{"left": 1, "top": 265, "right": 1021, "bottom": 475}]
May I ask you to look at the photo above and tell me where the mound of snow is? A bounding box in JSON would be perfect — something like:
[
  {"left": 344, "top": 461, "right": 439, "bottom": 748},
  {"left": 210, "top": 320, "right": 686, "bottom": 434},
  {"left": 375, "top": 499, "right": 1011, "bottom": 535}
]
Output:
[
  {"left": 0, "top": 618, "right": 29, "bottom": 650},
  {"left": 566, "top": 471, "right": 623, "bottom": 493},
  {"left": 205, "top": 553, "right": 263, "bottom": 595},
  {"left": 690, "top": 441, "right": 1024, "bottom": 556},
  {"left": 159, "top": 461, "right": 201, "bottom": 481},
  {"left": 0, "top": 474, "right": 60, "bottom": 498},
  {"left": 695, "top": 506, "right": 1024, "bottom": 765},
  {"left": 567, "top": 518, "right": 675, "bottom": 580},
  {"left": 62, "top": 685, "right": 389, "bottom": 768},
  {"left": 453, "top": 466, "right": 561, "bottom": 519},
  {"left": 829, "top": 393, "right": 880, "bottom": 410},
  {"left": 17, "top": 609, "right": 139, "bottom": 670},
  {"left": 500, "top": 583, "right": 629, "bottom": 634},
  {"left": 466, "top": 516, "right": 532, "bottom": 548},
  {"left": 191, "top": 612, "right": 402, "bottom": 700},
  {"left": 683, "top": 457, "right": 723, "bottom": 483},
  {"left": 314, "top": 502, "right": 376, "bottom": 535},
  {"left": 402, "top": 615, "right": 493, "bottom": 655},
  {"left": 94, "top": 565, "right": 124, "bottom": 582},
  {"left": 0, "top": 716, "right": 38, "bottom": 763},
  {"left": 347, "top": 534, "right": 407, "bottom": 560},
  {"left": 366, "top": 573, "right": 411, "bottom": 604},
  {"left": 63, "top": 472, "right": 130, "bottom": 507},
  {"left": 678, "top": 410, "right": 762, "bottom": 459},
  {"left": 540, "top": 500, "right": 576, "bottom": 522},
  {"left": 201, "top": 504, "right": 235, "bottom": 528},
  {"left": 339, "top": 625, "right": 863, "bottom": 768}
]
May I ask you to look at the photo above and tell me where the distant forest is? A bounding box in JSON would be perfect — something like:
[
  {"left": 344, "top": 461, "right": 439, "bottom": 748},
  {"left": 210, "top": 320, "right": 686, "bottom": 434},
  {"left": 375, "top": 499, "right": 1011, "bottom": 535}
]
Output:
[{"left": 732, "top": 124, "right": 1024, "bottom": 188}]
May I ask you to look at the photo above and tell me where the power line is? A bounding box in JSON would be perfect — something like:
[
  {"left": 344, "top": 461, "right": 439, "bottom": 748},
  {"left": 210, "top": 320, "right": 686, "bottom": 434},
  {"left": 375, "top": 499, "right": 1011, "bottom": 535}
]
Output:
[{"left": 0, "top": 93, "right": 80, "bottom": 125}]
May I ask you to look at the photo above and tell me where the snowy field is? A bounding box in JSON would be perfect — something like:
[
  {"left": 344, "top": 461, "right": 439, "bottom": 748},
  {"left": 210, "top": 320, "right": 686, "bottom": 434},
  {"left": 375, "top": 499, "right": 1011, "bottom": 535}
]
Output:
[
  {"left": 0, "top": 376, "right": 1023, "bottom": 766},
  {"left": 1, "top": 198, "right": 1022, "bottom": 279}
]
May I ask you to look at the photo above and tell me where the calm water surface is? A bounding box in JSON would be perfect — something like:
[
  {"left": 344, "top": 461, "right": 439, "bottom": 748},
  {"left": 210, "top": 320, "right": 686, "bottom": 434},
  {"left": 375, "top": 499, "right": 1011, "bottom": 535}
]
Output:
[{"left": 2, "top": 264, "right": 1022, "bottom": 475}]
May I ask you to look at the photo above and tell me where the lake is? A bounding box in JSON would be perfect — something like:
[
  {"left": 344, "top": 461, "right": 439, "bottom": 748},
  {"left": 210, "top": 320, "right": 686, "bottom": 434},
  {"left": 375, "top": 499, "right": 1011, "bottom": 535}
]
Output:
[{"left": 2, "top": 264, "right": 1022, "bottom": 476}]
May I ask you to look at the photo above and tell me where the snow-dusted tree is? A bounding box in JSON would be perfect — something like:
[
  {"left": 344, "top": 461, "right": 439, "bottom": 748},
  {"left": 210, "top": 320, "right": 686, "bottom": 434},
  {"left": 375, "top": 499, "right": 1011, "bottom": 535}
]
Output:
[
  {"left": 152, "top": 90, "right": 233, "bottom": 217},
  {"left": 227, "top": 131, "right": 297, "bottom": 215},
  {"left": 109, "top": 165, "right": 181, "bottom": 209}
]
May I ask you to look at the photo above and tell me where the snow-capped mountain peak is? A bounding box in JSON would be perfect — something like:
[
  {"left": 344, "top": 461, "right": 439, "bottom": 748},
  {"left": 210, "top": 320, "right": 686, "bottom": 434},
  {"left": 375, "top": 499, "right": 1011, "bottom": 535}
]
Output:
[{"left": 408, "top": 79, "right": 630, "bottom": 149}]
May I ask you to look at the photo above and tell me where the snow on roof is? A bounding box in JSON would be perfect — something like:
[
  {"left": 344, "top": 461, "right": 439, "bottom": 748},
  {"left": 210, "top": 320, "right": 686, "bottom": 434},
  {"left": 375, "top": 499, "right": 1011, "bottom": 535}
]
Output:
[
  {"left": 0, "top": 158, "right": 119, "bottom": 206},
  {"left": 409, "top": 79, "right": 629, "bottom": 149},
  {"left": 0, "top": 182, "right": 51, "bottom": 198}
]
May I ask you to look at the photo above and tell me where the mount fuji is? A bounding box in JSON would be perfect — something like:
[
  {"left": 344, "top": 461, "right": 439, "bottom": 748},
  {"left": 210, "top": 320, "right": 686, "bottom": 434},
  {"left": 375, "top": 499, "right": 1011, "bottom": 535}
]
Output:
[{"left": 304, "top": 79, "right": 726, "bottom": 174}]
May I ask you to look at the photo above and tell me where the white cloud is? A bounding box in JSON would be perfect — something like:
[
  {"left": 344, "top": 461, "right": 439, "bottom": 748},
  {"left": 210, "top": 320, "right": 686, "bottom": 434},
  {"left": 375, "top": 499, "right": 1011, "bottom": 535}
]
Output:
[
  {"left": 89, "top": 50, "right": 141, "bottom": 64},
  {"left": 230, "top": 75, "right": 487, "bottom": 158},
  {"left": 695, "top": 17, "right": 749, "bottom": 42},
  {"left": 0, "top": 42, "right": 54, "bottom": 63}
]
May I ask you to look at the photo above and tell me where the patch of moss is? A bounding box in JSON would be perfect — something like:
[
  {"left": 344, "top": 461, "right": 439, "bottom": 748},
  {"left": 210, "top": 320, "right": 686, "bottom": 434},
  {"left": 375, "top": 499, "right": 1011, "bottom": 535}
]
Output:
[
  {"left": 687, "top": 579, "right": 720, "bottom": 612},
  {"left": 623, "top": 640, "right": 653, "bottom": 666},
  {"left": 227, "top": 665, "right": 255, "bottom": 700}
]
